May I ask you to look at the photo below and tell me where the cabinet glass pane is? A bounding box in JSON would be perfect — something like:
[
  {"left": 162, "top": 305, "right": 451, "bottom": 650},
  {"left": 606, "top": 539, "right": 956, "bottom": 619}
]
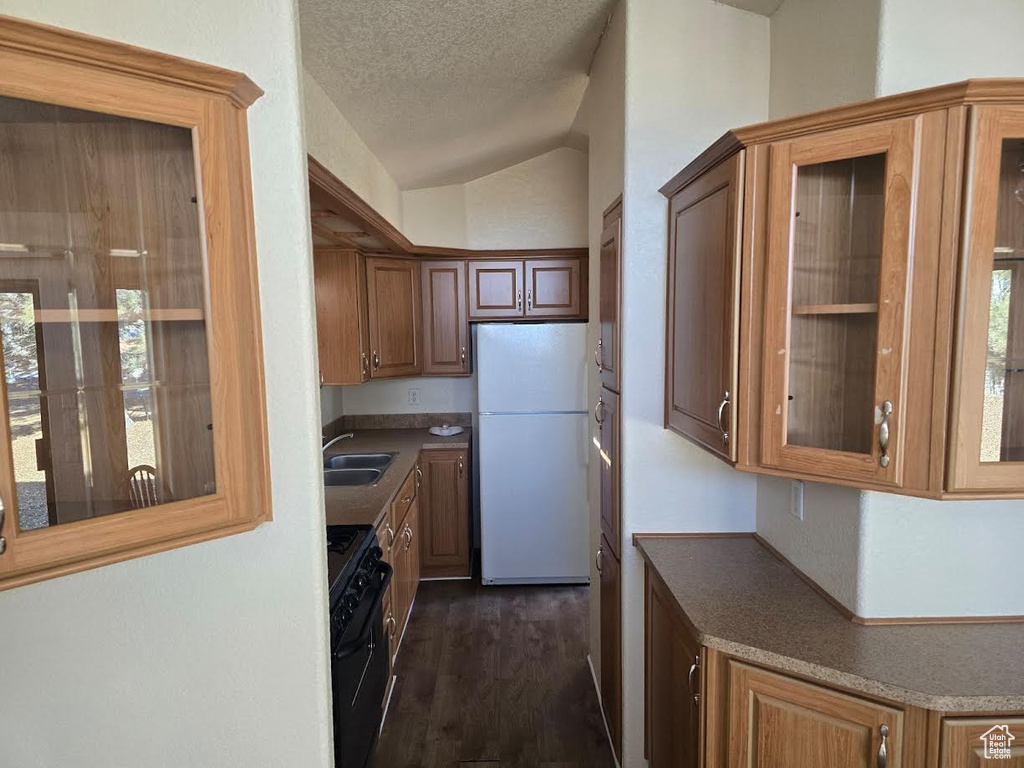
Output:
[
  {"left": 980, "top": 138, "right": 1024, "bottom": 462},
  {"left": 0, "top": 95, "right": 215, "bottom": 531},
  {"left": 787, "top": 154, "right": 885, "bottom": 452}
]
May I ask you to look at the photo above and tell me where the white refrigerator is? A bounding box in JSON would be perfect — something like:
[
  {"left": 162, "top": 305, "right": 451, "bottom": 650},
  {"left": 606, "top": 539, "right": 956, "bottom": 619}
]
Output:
[{"left": 477, "top": 323, "right": 589, "bottom": 585}]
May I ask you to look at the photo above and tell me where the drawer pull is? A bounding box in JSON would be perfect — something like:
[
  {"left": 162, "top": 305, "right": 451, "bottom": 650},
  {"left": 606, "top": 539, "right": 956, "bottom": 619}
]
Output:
[
  {"left": 716, "top": 390, "right": 731, "bottom": 443},
  {"left": 877, "top": 724, "right": 889, "bottom": 768},
  {"left": 878, "top": 401, "right": 893, "bottom": 468},
  {"left": 687, "top": 654, "right": 700, "bottom": 707}
]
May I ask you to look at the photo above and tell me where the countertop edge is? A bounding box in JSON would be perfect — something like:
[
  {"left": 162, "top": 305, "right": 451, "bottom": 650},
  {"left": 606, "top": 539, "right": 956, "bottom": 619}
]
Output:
[{"left": 634, "top": 533, "right": 1024, "bottom": 713}]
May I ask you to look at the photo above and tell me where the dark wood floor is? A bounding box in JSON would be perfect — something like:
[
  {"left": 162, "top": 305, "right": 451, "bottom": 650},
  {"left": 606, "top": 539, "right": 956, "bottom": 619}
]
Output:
[{"left": 375, "top": 579, "right": 614, "bottom": 768}]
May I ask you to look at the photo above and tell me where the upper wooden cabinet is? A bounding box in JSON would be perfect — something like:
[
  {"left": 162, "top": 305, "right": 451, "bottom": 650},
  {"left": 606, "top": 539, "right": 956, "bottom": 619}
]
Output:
[
  {"left": 469, "top": 258, "right": 587, "bottom": 320},
  {"left": 469, "top": 260, "right": 524, "bottom": 319},
  {"left": 663, "top": 80, "right": 1024, "bottom": 498},
  {"left": 662, "top": 154, "right": 742, "bottom": 463},
  {"left": 525, "top": 258, "right": 584, "bottom": 318},
  {"left": 314, "top": 249, "right": 370, "bottom": 385},
  {"left": 366, "top": 257, "right": 422, "bottom": 379},
  {"left": 421, "top": 260, "right": 470, "bottom": 376},
  {"left": 599, "top": 198, "right": 622, "bottom": 393},
  {"left": 0, "top": 16, "right": 269, "bottom": 590}
]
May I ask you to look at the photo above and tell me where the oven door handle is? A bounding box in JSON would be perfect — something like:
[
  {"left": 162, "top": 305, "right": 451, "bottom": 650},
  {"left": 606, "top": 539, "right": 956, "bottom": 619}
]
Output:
[{"left": 332, "top": 561, "right": 394, "bottom": 661}]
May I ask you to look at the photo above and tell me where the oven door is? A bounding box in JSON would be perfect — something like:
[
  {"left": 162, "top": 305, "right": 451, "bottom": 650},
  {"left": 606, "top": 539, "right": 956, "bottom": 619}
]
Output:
[{"left": 332, "top": 561, "right": 392, "bottom": 768}]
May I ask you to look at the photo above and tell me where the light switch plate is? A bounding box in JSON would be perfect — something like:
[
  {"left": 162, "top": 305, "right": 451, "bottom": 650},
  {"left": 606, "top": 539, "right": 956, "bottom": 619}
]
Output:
[{"left": 790, "top": 480, "right": 804, "bottom": 520}]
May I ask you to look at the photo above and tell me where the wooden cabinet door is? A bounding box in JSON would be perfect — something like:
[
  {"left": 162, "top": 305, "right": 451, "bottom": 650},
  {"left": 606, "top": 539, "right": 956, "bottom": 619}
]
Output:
[
  {"left": 728, "top": 661, "right": 903, "bottom": 768},
  {"left": 421, "top": 260, "right": 470, "bottom": 376},
  {"left": 950, "top": 107, "right": 1024, "bottom": 492},
  {"left": 941, "top": 717, "right": 1024, "bottom": 767},
  {"left": 599, "top": 533, "right": 621, "bottom": 761},
  {"left": 760, "top": 117, "right": 924, "bottom": 486},
  {"left": 599, "top": 213, "right": 622, "bottom": 392},
  {"left": 400, "top": 498, "right": 420, "bottom": 630},
  {"left": 525, "top": 258, "right": 583, "bottom": 318},
  {"left": 314, "top": 249, "right": 370, "bottom": 385},
  {"left": 419, "top": 449, "right": 470, "bottom": 578},
  {"left": 469, "top": 260, "right": 524, "bottom": 319},
  {"left": 666, "top": 154, "right": 742, "bottom": 463},
  {"left": 366, "top": 256, "right": 421, "bottom": 378},
  {"left": 598, "top": 387, "right": 621, "bottom": 558},
  {"left": 646, "top": 566, "right": 701, "bottom": 768}
]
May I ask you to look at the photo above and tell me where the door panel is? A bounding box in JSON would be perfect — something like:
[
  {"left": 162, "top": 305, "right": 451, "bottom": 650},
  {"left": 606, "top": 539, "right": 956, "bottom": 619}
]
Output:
[
  {"left": 366, "top": 257, "right": 421, "bottom": 378},
  {"left": 599, "top": 533, "right": 621, "bottom": 762},
  {"left": 941, "top": 718, "right": 1024, "bottom": 767},
  {"left": 468, "top": 260, "right": 523, "bottom": 319},
  {"left": 666, "top": 153, "right": 742, "bottom": 462},
  {"left": 419, "top": 449, "right": 470, "bottom": 577},
  {"left": 421, "top": 260, "right": 469, "bottom": 376},
  {"left": 597, "top": 386, "right": 620, "bottom": 559},
  {"left": 525, "top": 258, "right": 582, "bottom": 317},
  {"left": 761, "top": 117, "right": 921, "bottom": 486},
  {"left": 314, "top": 249, "right": 370, "bottom": 384},
  {"left": 599, "top": 216, "right": 622, "bottom": 392}
]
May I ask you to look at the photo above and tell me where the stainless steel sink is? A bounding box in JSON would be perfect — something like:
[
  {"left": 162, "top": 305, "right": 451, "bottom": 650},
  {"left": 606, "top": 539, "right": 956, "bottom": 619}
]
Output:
[
  {"left": 324, "top": 452, "right": 397, "bottom": 472},
  {"left": 324, "top": 468, "right": 383, "bottom": 487}
]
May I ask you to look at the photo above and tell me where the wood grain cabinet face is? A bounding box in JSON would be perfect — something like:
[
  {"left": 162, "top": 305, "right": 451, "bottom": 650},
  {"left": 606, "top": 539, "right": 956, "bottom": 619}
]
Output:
[
  {"left": 314, "top": 249, "right": 370, "bottom": 384},
  {"left": 760, "top": 117, "right": 923, "bottom": 487},
  {"left": 525, "top": 258, "right": 584, "bottom": 318},
  {"left": 421, "top": 260, "right": 470, "bottom": 376},
  {"left": 940, "top": 717, "right": 1024, "bottom": 767},
  {"left": 597, "top": 387, "right": 621, "bottom": 559},
  {"left": 599, "top": 532, "right": 622, "bottom": 761},
  {"left": 0, "top": 22, "right": 269, "bottom": 590},
  {"left": 950, "top": 107, "right": 1024, "bottom": 493},
  {"left": 469, "top": 260, "right": 524, "bottom": 319},
  {"left": 665, "top": 154, "right": 742, "bottom": 463},
  {"left": 366, "top": 257, "right": 422, "bottom": 378},
  {"left": 418, "top": 449, "right": 470, "bottom": 578},
  {"left": 728, "top": 661, "right": 903, "bottom": 768},
  {"left": 599, "top": 208, "right": 622, "bottom": 393}
]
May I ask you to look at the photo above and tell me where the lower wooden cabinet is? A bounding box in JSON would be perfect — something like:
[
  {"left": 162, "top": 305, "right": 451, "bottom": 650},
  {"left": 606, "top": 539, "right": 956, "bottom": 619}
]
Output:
[
  {"left": 419, "top": 448, "right": 471, "bottom": 578},
  {"left": 393, "top": 496, "right": 420, "bottom": 642},
  {"left": 940, "top": 717, "right": 1024, "bottom": 767},
  {"left": 599, "top": 532, "right": 622, "bottom": 761},
  {"left": 598, "top": 387, "right": 621, "bottom": 558}
]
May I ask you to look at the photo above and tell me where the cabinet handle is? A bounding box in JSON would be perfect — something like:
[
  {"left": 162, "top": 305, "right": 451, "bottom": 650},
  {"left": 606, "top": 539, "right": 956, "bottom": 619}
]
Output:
[
  {"left": 716, "top": 390, "right": 731, "bottom": 443},
  {"left": 527, "top": 289, "right": 533, "bottom": 311},
  {"left": 595, "top": 545, "right": 603, "bottom": 573},
  {"left": 594, "top": 397, "right": 605, "bottom": 425},
  {"left": 386, "top": 612, "right": 396, "bottom": 639},
  {"left": 403, "top": 525, "right": 413, "bottom": 550},
  {"left": 415, "top": 466, "right": 422, "bottom": 489},
  {"left": 460, "top": 346, "right": 466, "bottom": 367},
  {"left": 517, "top": 290, "right": 522, "bottom": 312},
  {"left": 385, "top": 523, "right": 395, "bottom": 549},
  {"left": 0, "top": 497, "right": 6, "bottom": 556},
  {"left": 319, "top": 370, "right": 324, "bottom": 389},
  {"left": 878, "top": 401, "right": 893, "bottom": 468},
  {"left": 458, "top": 456, "right": 464, "bottom": 477},
  {"left": 373, "top": 350, "right": 381, "bottom": 370},
  {"left": 401, "top": 496, "right": 411, "bottom": 505},
  {"left": 362, "top": 352, "right": 370, "bottom": 377},
  {"left": 687, "top": 653, "right": 700, "bottom": 707},
  {"left": 877, "top": 724, "right": 889, "bottom": 768},
  {"left": 595, "top": 338, "right": 603, "bottom": 370}
]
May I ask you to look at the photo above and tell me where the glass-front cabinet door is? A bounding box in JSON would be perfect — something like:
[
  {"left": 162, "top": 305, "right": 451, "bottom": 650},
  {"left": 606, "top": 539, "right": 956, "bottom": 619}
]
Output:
[
  {"left": 760, "top": 117, "right": 920, "bottom": 485},
  {"left": 950, "top": 107, "right": 1024, "bottom": 492},
  {"left": 0, "top": 18, "right": 269, "bottom": 589}
]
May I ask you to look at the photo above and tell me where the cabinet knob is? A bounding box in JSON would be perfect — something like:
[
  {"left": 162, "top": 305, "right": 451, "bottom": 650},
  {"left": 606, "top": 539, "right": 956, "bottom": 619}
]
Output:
[
  {"left": 878, "top": 401, "right": 893, "bottom": 468},
  {"left": 877, "top": 724, "right": 889, "bottom": 768},
  {"left": 716, "top": 390, "right": 731, "bottom": 443}
]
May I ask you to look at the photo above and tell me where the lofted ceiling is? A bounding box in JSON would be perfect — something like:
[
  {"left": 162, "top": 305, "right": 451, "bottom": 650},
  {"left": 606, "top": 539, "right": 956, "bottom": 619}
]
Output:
[{"left": 299, "top": 0, "right": 615, "bottom": 189}]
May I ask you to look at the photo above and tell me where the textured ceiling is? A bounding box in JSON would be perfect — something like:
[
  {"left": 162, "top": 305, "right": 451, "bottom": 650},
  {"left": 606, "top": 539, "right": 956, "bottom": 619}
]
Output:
[{"left": 299, "top": 0, "right": 614, "bottom": 189}]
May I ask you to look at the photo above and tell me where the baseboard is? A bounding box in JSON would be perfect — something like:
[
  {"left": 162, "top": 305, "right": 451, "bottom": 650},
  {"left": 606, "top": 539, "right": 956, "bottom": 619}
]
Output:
[{"left": 587, "top": 653, "right": 621, "bottom": 768}]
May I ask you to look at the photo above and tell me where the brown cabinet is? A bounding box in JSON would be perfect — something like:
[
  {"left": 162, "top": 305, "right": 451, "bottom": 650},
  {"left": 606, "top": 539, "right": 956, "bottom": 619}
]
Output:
[
  {"left": 662, "top": 154, "right": 741, "bottom": 463},
  {"left": 421, "top": 260, "right": 470, "bottom": 376},
  {"left": 394, "top": 496, "right": 420, "bottom": 641},
  {"left": 728, "top": 661, "right": 903, "bottom": 768},
  {"left": 598, "top": 532, "right": 621, "bottom": 761},
  {"left": 419, "top": 448, "right": 470, "bottom": 578},
  {"left": 525, "top": 258, "right": 584, "bottom": 318},
  {"left": 599, "top": 198, "right": 622, "bottom": 392},
  {"left": 366, "top": 256, "right": 422, "bottom": 378},
  {"left": 314, "top": 249, "right": 370, "bottom": 384},
  {"left": 597, "top": 387, "right": 621, "bottom": 558},
  {"left": 646, "top": 567, "right": 700, "bottom": 768},
  {"left": 940, "top": 717, "right": 1024, "bottom": 766},
  {"left": 469, "top": 259, "right": 524, "bottom": 319}
]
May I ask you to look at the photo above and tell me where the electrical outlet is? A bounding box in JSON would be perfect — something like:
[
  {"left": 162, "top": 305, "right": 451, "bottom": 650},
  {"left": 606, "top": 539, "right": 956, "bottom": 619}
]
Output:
[
  {"left": 408, "top": 388, "right": 421, "bottom": 406},
  {"left": 790, "top": 480, "right": 805, "bottom": 521}
]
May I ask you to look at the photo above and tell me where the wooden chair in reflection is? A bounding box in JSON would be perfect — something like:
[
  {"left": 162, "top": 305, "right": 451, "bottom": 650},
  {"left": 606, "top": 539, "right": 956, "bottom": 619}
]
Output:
[{"left": 126, "top": 465, "right": 161, "bottom": 509}]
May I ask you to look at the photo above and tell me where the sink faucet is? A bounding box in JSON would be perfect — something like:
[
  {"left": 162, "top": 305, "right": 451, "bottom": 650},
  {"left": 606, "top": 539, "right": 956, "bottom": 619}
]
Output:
[{"left": 322, "top": 432, "right": 354, "bottom": 454}]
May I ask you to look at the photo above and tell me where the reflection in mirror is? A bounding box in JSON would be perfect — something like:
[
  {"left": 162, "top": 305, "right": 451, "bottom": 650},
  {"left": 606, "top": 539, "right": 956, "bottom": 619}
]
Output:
[{"left": 0, "top": 95, "right": 216, "bottom": 531}]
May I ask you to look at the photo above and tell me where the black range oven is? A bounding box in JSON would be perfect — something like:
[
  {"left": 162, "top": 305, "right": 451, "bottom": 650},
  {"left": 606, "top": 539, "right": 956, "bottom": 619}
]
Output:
[{"left": 327, "top": 524, "right": 392, "bottom": 768}]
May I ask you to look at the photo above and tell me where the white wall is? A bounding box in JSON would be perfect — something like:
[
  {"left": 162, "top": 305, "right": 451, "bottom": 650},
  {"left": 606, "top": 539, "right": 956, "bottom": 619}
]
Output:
[
  {"left": 571, "top": 0, "right": 626, "bottom": 697},
  {"left": 768, "top": 0, "right": 880, "bottom": 118},
  {"left": 402, "top": 184, "right": 467, "bottom": 249},
  {"left": 0, "top": 3, "right": 332, "bottom": 768},
  {"left": 304, "top": 68, "right": 403, "bottom": 229},
  {"left": 341, "top": 375, "right": 478, "bottom": 415},
  {"left": 618, "top": 0, "right": 768, "bottom": 763}
]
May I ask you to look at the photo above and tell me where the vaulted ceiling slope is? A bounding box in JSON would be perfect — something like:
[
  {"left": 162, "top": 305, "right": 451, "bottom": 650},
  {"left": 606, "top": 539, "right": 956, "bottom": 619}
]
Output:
[{"left": 299, "top": 0, "right": 614, "bottom": 189}]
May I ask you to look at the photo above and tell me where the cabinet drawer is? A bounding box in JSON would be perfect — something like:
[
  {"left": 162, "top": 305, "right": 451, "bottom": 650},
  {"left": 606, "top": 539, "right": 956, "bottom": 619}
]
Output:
[{"left": 392, "top": 465, "right": 418, "bottom": 530}]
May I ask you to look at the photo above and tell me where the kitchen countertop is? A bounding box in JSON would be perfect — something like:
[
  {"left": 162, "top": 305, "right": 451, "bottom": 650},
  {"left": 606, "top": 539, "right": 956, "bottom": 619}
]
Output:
[
  {"left": 323, "top": 428, "right": 471, "bottom": 529},
  {"left": 634, "top": 534, "right": 1024, "bottom": 712}
]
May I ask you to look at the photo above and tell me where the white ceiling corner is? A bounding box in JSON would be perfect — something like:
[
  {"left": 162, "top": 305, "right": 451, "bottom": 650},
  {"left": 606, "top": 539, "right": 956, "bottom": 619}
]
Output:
[
  {"left": 715, "top": 0, "right": 785, "bottom": 16},
  {"left": 299, "top": 0, "right": 615, "bottom": 189}
]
